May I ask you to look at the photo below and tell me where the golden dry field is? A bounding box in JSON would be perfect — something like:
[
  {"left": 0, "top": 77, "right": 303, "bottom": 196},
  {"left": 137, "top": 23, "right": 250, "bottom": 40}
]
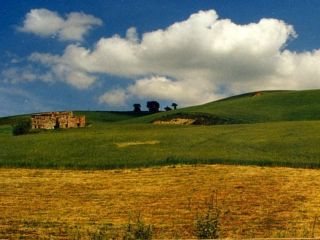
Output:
[{"left": 1, "top": 165, "right": 320, "bottom": 239}]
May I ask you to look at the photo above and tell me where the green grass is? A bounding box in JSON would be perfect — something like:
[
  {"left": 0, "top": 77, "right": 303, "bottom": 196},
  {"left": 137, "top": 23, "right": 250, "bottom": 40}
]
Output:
[
  {"left": 1, "top": 89, "right": 320, "bottom": 170},
  {"left": 75, "top": 111, "right": 149, "bottom": 123},
  {"left": 128, "top": 90, "right": 320, "bottom": 124},
  {"left": 1, "top": 120, "right": 320, "bottom": 169},
  {"left": 0, "top": 114, "right": 30, "bottom": 126}
]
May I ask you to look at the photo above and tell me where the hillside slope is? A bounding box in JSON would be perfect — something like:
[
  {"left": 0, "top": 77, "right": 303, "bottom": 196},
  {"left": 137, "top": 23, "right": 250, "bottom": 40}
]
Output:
[
  {"left": 1, "top": 89, "right": 320, "bottom": 126},
  {"left": 1, "top": 90, "right": 320, "bottom": 170},
  {"left": 0, "top": 111, "right": 148, "bottom": 126},
  {"left": 131, "top": 90, "right": 320, "bottom": 124}
]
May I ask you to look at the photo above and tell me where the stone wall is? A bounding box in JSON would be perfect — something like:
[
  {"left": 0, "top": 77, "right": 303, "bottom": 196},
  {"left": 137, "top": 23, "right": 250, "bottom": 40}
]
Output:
[{"left": 31, "top": 112, "right": 86, "bottom": 130}]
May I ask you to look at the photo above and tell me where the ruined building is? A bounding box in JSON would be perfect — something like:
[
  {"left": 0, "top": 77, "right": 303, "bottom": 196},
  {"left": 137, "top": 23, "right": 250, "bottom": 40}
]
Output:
[{"left": 31, "top": 111, "right": 85, "bottom": 130}]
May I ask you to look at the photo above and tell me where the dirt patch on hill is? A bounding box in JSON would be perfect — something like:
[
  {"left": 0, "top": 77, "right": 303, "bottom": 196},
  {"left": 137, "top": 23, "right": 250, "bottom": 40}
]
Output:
[
  {"left": 115, "top": 140, "right": 160, "bottom": 148},
  {"left": 154, "top": 118, "right": 196, "bottom": 125},
  {"left": 153, "top": 113, "right": 241, "bottom": 125}
]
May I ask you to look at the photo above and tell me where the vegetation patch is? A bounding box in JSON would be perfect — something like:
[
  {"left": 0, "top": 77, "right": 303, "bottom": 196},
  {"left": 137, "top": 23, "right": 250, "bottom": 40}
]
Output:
[
  {"left": 12, "top": 119, "right": 32, "bottom": 136},
  {"left": 123, "top": 213, "right": 153, "bottom": 239},
  {"left": 195, "top": 194, "right": 221, "bottom": 239}
]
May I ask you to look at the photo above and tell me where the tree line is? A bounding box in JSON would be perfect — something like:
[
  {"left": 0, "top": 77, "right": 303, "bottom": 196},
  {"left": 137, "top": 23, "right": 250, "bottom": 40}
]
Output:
[{"left": 133, "top": 101, "right": 178, "bottom": 113}]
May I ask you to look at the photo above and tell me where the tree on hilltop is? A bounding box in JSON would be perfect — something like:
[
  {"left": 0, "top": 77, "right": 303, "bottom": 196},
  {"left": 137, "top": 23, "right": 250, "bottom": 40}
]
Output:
[
  {"left": 172, "top": 103, "right": 178, "bottom": 110},
  {"left": 147, "top": 101, "right": 160, "bottom": 113},
  {"left": 133, "top": 103, "right": 141, "bottom": 113}
]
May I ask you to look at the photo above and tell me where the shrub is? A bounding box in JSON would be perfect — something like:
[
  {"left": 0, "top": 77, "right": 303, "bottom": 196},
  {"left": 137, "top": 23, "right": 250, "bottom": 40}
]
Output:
[
  {"left": 123, "top": 214, "right": 153, "bottom": 240},
  {"left": 195, "top": 195, "right": 221, "bottom": 239},
  {"left": 12, "top": 119, "right": 32, "bottom": 136}
]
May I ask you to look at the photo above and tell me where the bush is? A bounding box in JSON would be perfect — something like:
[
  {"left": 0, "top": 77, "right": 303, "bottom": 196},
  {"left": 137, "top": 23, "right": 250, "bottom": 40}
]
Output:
[
  {"left": 12, "top": 119, "right": 32, "bottom": 136},
  {"left": 123, "top": 214, "right": 153, "bottom": 240},
  {"left": 195, "top": 195, "right": 221, "bottom": 239}
]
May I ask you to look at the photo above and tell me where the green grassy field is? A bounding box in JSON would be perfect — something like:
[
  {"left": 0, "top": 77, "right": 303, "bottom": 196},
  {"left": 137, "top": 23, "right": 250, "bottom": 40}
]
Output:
[
  {"left": 1, "top": 90, "right": 320, "bottom": 170},
  {"left": 1, "top": 120, "right": 320, "bottom": 169},
  {"left": 75, "top": 111, "right": 149, "bottom": 123}
]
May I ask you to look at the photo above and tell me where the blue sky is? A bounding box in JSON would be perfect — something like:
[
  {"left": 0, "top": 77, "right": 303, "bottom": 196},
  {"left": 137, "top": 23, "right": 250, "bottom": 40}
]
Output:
[{"left": 1, "top": 0, "right": 320, "bottom": 117}]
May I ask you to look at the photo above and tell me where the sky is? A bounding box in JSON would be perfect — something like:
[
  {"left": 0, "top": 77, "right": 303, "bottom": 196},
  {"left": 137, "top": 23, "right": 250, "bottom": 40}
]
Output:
[{"left": 2, "top": 0, "right": 320, "bottom": 116}]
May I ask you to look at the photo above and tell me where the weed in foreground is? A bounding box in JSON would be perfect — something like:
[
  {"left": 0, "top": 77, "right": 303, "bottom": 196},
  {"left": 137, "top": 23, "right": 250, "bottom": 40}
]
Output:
[
  {"left": 195, "top": 193, "right": 221, "bottom": 239},
  {"left": 123, "top": 213, "right": 153, "bottom": 240}
]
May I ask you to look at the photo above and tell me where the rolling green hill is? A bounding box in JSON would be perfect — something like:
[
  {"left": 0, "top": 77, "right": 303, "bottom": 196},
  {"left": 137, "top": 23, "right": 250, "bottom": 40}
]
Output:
[
  {"left": 0, "top": 115, "right": 30, "bottom": 126},
  {"left": 75, "top": 111, "right": 149, "bottom": 123},
  {"left": 130, "top": 90, "right": 320, "bottom": 124},
  {"left": 1, "top": 89, "right": 320, "bottom": 170},
  {"left": 2, "top": 90, "right": 320, "bottom": 126}
]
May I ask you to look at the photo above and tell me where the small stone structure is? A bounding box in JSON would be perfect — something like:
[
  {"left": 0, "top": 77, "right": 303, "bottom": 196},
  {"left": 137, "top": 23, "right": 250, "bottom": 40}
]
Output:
[{"left": 31, "top": 111, "right": 85, "bottom": 130}]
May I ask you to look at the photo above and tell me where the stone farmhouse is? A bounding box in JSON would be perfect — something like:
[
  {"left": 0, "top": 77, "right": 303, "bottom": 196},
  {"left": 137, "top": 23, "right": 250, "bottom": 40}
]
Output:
[{"left": 31, "top": 111, "right": 85, "bottom": 130}]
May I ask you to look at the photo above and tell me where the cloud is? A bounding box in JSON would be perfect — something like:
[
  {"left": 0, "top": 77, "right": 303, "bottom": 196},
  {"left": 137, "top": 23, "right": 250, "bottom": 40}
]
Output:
[
  {"left": 18, "top": 9, "right": 102, "bottom": 41},
  {"left": 2, "top": 66, "right": 54, "bottom": 84},
  {"left": 127, "top": 76, "right": 221, "bottom": 105},
  {"left": 126, "top": 27, "right": 139, "bottom": 43},
  {"left": 16, "top": 9, "right": 320, "bottom": 106},
  {"left": 28, "top": 52, "right": 96, "bottom": 89},
  {"left": 2, "top": 54, "right": 95, "bottom": 89},
  {"left": 99, "top": 89, "right": 127, "bottom": 106}
]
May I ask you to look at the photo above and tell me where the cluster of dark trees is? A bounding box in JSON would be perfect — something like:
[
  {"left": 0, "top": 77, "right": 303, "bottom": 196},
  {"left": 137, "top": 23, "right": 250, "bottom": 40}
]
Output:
[{"left": 133, "top": 101, "right": 178, "bottom": 113}]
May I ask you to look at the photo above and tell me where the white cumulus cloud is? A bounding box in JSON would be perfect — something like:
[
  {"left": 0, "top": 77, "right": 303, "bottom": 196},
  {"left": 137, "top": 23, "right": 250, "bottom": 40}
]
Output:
[
  {"left": 2, "top": 66, "right": 54, "bottom": 84},
  {"left": 99, "top": 89, "right": 128, "bottom": 106},
  {"left": 18, "top": 8, "right": 102, "bottom": 41},
  {"left": 28, "top": 52, "right": 96, "bottom": 89},
  {"left": 127, "top": 76, "right": 220, "bottom": 106},
  {"left": 15, "top": 9, "right": 320, "bottom": 107}
]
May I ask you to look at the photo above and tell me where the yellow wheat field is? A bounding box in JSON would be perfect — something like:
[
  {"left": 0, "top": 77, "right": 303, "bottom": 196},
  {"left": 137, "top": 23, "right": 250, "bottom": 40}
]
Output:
[{"left": 1, "top": 165, "right": 320, "bottom": 239}]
